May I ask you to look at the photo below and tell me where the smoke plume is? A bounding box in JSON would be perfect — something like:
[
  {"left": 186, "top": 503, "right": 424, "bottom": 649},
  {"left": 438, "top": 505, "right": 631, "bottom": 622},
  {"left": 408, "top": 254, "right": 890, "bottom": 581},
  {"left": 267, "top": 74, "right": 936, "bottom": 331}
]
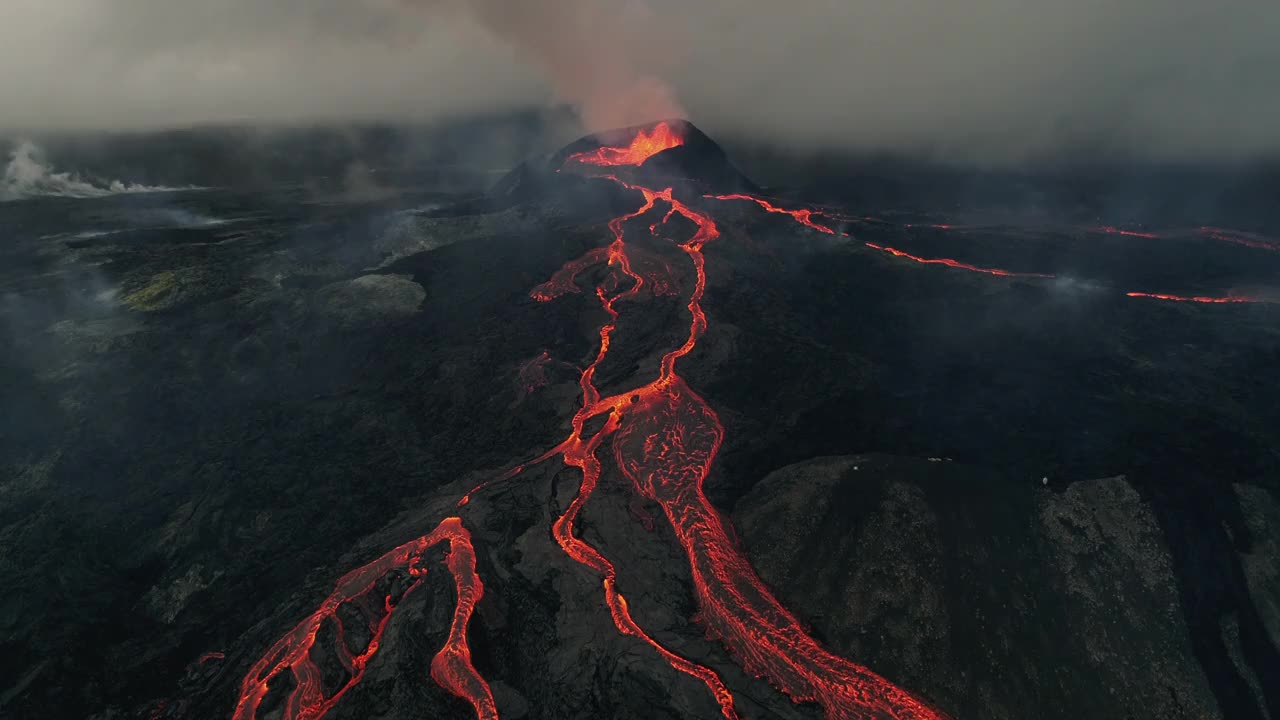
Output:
[{"left": 416, "top": 0, "right": 685, "bottom": 131}]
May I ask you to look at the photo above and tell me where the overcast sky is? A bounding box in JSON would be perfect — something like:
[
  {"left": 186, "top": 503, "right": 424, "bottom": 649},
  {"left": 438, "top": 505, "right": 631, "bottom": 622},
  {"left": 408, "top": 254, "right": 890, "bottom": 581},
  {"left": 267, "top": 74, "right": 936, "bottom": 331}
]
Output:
[{"left": 2, "top": 0, "right": 1277, "bottom": 162}]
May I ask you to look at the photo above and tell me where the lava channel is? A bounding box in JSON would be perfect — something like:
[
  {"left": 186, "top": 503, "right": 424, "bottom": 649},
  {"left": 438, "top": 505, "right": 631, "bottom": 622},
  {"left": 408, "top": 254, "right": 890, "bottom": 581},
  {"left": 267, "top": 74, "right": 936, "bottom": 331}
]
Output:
[
  {"left": 864, "top": 242, "right": 1053, "bottom": 279},
  {"left": 231, "top": 517, "right": 496, "bottom": 720},
  {"left": 1198, "top": 226, "right": 1280, "bottom": 251},
  {"left": 708, "top": 193, "right": 838, "bottom": 235},
  {"left": 1089, "top": 225, "right": 1162, "bottom": 239},
  {"left": 904, "top": 223, "right": 967, "bottom": 231},
  {"left": 232, "top": 121, "right": 949, "bottom": 720},
  {"left": 1126, "top": 291, "right": 1274, "bottom": 304},
  {"left": 485, "top": 123, "right": 949, "bottom": 719},
  {"left": 703, "top": 193, "right": 1052, "bottom": 282}
]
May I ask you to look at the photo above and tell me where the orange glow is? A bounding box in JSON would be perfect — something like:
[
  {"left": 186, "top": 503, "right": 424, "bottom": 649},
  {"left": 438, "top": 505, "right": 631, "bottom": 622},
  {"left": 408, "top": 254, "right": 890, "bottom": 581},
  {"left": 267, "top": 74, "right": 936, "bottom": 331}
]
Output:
[
  {"left": 1126, "top": 291, "right": 1271, "bottom": 304},
  {"left": 509, "top": 131, "right": 947, "bottom": 719},
  {"left": 196, "top": 651, "right": 225, "bottom": 665},
  {"left": 1090, "top": 225, "right": 1162, "bottom": 239},
  {"left": 567, "top": 121, "right": 685, "bottom": 167},
  {"left": 905, "top": 223, "right": 962, "bottom": 231},
  {"left": 864, "top": 242, "right": 1054, "bottom": 278},
  {"left": 234, "top": 122, "right": 948, "bottom": 720},
  {"left": 1199, "top": 226, "right": 1280, "bottom": 251},
  {"left": 708, "top": 193, "right": 837, "bottom": 235},
  {"left": 231, "top": 518, "right": 497, "bottom": 720}
]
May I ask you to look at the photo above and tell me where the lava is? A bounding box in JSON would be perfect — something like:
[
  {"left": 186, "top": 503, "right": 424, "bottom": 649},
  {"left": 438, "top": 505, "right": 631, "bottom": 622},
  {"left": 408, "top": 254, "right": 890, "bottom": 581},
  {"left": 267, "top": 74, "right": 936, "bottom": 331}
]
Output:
[
  {"left": 520, "top": 171, "right": 741, "bottom": 719},
  {"left": 232, "top": 122, "right": 947, "bottom": 720},
  {"left": 197, "top": 651, "right": 225, "bottom": 665},
  {"left": 612, "top": 377, "right": 944, "bottom": 720},
  {"left": 1087, "top": 224, "right": 1280, "bottom": 251},
  {"left": 567, "top": 120, "right": 684, "bottom": 167},
  {"left": 514, "top": 350, "right": 554, "bottom": 399},
  {"left": 1126, "top": 291, "right": 1272, "bottom": 304},
  {"left": 498, "top": 125, "right": 944, "bottom": 719},
  {"left": 231, "top": 517, "right": 496, "bottom": 720},
  {"left": 1090, "top": 225, "right": 1162, "bottom": 239},
  {"left": 1198, "top": 226, "right": 1280, "bottom": 251},
  {"left": 708, "top": 193, "right": 838, "bottom": 235},
  {"left": 864, "top": 242, "right": 1053, "bottom": 279},
  {"left": 904, "top": 223, "right": 961, "bottom": 231}
]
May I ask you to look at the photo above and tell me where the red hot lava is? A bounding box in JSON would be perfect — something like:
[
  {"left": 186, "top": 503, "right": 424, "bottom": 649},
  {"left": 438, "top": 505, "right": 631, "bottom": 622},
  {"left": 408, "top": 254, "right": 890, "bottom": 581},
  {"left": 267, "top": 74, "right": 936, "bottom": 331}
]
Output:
[
  {"left": 232, "top": 121, "right": 949, "bottom": 720},
  {"left": 231, "top": 517, "right": 496, "bottom": 720},
  {"left": 1090, "top": 225, "right": 1162, "bottom": 239},
  {"left": 705, "top": 190, "right": 1274, "bottom": 304},
  {"left": 709, "top": 193, "right": 838, "bottom": 235},
  {"left": 493, "top": 125, "right": 947, "bottom": 719},
  {"left": 904, "top": 223, "right": 962, "bottom": 231},
  {"left": 864, "top": 242, "right": 1053, "bottom": 279},
  {"left": 1199, "top": 226, "right": 1280, "bottom": 252},
  {"left": 567, "top": 120, "right": 684, "bottom": 167},
  {"left": 1088, "top": 224, "right": 1280, "bottom": 252},
  {"left": 1126, "top": 291, "right": 1272, "bottom": 304},
  {"left": 702, "top": 195, "right": 1052, "bottom": 282}
]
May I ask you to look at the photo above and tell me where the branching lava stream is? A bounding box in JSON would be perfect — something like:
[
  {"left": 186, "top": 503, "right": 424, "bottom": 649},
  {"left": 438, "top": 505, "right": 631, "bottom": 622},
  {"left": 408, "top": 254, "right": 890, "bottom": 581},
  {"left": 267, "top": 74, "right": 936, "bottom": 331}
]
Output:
[
  {"left": 231, "top": 517, "right": 495, "bottom": 720},
  {"left": 231, "top": 122, "right": 950, "bottom": 720}
]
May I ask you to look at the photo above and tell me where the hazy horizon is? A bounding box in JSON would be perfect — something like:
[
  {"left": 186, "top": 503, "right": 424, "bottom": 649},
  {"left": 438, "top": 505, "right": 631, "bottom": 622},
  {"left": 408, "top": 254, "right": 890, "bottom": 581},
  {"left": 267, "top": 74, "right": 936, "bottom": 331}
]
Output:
[{"left": 2, "top": 1, "right": 1278, "bottom": 164}]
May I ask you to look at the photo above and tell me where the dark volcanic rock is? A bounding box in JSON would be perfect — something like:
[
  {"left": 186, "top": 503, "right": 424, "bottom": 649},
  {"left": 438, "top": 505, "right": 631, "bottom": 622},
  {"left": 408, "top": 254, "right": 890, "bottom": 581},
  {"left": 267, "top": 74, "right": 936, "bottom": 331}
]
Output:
[
  {"left": 1237, "top": 484, "right": 1280, "bottom": 649},
  {"left": 314, "top": 274, "right": 425, "bottom": 329},
  {"left": 733, "top": 455, "right": 1262, "bottom": 720},
  {"left": 4, "top": 121, "right": 1280, "bottom": 720}
]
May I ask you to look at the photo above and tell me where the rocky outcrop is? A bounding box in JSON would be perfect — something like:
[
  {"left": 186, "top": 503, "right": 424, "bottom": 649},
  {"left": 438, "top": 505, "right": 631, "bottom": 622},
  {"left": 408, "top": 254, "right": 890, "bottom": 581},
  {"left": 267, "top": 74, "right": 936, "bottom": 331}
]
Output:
[
  {"left": 314, "top": 274, "right": 424, "bottom": 329},
  {"left": 734, "top": 455, "right": 1225, "bottom": 720},
  {"left": 1237, "top": 484, "right": 1280, "bottom": 654}
]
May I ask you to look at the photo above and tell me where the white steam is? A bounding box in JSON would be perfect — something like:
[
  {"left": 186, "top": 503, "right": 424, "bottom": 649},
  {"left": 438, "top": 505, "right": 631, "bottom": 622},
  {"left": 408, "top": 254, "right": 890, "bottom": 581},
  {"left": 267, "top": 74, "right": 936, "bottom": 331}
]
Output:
[{"left": 1, "top": 141, "right": 192, "bottom": 201}]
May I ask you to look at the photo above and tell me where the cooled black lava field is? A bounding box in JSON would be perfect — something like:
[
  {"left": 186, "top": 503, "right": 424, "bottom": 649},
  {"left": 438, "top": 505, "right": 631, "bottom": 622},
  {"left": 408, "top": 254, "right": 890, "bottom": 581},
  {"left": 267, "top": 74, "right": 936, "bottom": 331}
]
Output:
[{"left": 1, "top": 119, "right": 1278, "bottom": 720}]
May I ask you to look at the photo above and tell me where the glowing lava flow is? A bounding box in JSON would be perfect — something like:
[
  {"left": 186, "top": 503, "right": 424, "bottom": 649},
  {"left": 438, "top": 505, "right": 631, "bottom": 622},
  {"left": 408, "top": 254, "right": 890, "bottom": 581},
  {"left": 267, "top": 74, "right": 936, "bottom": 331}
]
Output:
[
  {"left": 1126, "top": 291, "right": 1273, "bottom": 304},
  {"left": 1089, "top": 224, "right": 1280, "bottom": 251},
  {"left": 1199, "top": 226, "right": 1280, "bottom": 251},
  {"left": 567, "top": 121, "right": 684, "bottom": 167},
  {"left": 522, "top": 175, "right": 741, "bottom": 720},
  {"left": 864, "top": 242, "right": 1053, "bottom": 279},
  {"left": 703, "top": 194, "right": 1051, "bottom": 282},
  {"left": 486, "top": 129, "right": 948, "bottom": 719},
  {"left": 233, "top": 122, "right": 947, "bottom": 720},
  {"left": 231, "top": 517, "right": 496, "bottom": 720},
  {"left": 904, "top": 223, "right": 965, "bottom": 231},
  {"left": 1090, "top": 225, "right": 1161, "bottom": 239},
  {"left": 709, "top": 193, "right": 838, "bottom": 235},
  {"left": 704, "top": 193, "right": 1275, "bottom": 305}
]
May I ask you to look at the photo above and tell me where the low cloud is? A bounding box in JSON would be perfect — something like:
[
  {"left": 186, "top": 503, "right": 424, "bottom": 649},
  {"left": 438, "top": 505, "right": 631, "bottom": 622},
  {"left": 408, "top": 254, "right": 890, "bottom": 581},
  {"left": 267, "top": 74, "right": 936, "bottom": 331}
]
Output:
[{"left": 1, "top": 0, "right": 1276, "bottom": 162}]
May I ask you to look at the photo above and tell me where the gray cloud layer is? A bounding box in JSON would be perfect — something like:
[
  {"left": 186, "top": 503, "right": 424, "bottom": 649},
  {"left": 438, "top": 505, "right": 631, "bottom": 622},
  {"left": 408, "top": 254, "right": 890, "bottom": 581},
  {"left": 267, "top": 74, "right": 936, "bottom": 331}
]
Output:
[{"left": 2, "top": 0, "right": 1277, "bottom": 162}]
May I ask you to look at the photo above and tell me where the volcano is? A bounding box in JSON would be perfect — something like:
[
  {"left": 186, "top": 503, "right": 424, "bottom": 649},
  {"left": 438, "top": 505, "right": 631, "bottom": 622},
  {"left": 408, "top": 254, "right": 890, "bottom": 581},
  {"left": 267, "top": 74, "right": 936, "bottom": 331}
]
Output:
[
  {"left": 489, "top": 119, "right": 758, "bottom": 209},
  {"left": 2, "top": 120, "right": 1278, "bottom": 720}
]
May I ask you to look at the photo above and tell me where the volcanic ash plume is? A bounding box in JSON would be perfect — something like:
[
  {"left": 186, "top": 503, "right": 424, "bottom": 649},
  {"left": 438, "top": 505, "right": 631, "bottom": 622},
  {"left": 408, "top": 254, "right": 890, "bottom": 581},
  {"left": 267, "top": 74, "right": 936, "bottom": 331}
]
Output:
[{"left": 414, "top": 0, "right": 685, "bottom": 130}]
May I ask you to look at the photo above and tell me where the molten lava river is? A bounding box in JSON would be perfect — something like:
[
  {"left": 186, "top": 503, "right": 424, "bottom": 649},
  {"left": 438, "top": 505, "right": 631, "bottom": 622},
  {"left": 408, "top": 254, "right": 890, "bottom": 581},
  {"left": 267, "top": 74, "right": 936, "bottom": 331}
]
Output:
[{"left": 229, "top": 122, "right": 953, "bottom": 720}]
